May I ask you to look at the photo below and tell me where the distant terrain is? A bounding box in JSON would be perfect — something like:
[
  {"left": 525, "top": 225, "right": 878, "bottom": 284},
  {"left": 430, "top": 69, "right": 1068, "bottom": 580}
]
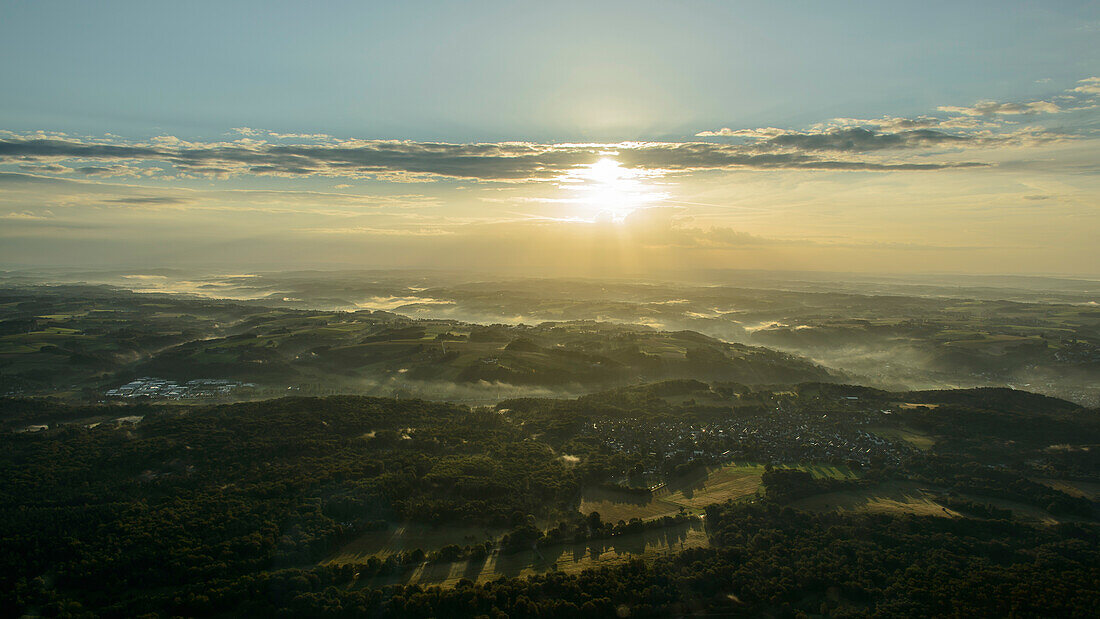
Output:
[
  {"left": 0, "top": 285, "right": 839, "bottom": 402},
  {"left": 4, "top": 268, "right": 1096, "bottom": 405}
]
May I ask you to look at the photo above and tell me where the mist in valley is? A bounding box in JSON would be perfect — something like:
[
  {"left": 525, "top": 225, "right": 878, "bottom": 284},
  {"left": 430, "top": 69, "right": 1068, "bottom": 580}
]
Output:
[{"left": 4, "top": 267, "right": 1096, "bottom": 405}]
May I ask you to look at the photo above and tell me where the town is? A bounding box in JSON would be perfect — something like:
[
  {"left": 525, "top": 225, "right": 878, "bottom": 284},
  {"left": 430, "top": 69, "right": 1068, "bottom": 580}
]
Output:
[
  {"left": 105, "top": 377, "right": 255, "bottom": 400},
  {"left": 579, "top": 404, "right": 915, "bottom": 480}
]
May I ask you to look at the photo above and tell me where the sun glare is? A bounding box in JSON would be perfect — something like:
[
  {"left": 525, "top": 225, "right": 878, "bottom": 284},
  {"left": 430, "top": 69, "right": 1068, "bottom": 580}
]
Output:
[{"left": 560, "top": 157, "right": 667, "bottom": 223}]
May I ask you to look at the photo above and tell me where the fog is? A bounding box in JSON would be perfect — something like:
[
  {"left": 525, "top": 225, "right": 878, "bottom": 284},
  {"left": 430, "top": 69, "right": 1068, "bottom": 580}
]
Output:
[{"left": 3, "top": 267, "right": 1097, "bottom": 406}]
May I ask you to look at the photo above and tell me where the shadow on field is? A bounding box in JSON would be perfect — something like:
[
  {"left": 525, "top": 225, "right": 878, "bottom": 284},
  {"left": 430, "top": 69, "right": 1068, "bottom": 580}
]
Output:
[{"left": 357, "top": 520, "right": 708, "bottom": 588}]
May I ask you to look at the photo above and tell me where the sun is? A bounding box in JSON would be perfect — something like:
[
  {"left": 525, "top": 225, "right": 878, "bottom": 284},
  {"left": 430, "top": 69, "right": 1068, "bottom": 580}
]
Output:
[
  {"left": 560, "top": 157, "right": 666, "bottom": 223},
  {"left": 583, "top": 157, "right": 627, "bottom": 185}
]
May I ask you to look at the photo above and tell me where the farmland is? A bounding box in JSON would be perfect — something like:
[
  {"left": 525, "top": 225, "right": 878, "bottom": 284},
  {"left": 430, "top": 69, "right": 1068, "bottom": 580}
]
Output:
[
  {"left": 792, "top": 481, "right": 958, "bottom": 517},
  {"left": 580, "top": 462, "right": 856, "bottom": 522},
  {"left": 336, "top": 520, "right": 709, "bottom": 588},
  {"left": 866, "top": 425, "right": 936, "bottom": 451}
]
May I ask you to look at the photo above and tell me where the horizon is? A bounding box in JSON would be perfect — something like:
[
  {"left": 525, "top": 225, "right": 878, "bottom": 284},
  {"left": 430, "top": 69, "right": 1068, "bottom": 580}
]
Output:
[
  {"left": 2, "top": 1, "right": 1099, "bottom": 276},
  {"left": 3, "top": 5, "right": 1100, "bottom": 616}
]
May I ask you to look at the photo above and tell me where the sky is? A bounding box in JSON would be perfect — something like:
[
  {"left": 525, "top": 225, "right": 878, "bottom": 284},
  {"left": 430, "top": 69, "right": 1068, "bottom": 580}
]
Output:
[{"left": 1, "top": 0, "right": 1099, "bottom": 277}]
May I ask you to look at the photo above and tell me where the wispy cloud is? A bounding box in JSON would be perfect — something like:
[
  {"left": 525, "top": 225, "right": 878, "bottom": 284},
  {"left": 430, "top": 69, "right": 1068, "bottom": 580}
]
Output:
[
  {"left": 695, "top": 76, "right": 1100, "bottom": 161},
  {"left": 937, "top": 100, "right": 1061, "bottom": 116},
  {"left": 103, "top": 196, "right": 192, "bottom": 206},
  {"left": 1072, "top": 77, "right": 1100, "bottom": 95}
]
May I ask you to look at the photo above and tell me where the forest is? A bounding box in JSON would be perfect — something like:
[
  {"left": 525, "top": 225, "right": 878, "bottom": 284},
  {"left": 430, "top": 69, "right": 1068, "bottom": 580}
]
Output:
[{"left": 2, "top": 382, "right": 1097, "bottom": 617}]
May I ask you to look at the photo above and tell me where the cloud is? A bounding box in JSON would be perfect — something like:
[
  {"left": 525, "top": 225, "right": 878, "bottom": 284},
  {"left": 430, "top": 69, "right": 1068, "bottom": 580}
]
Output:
[
  {"left": 300, "top": 226, "right": 455, "bottom": 236},
  {"left": 693, "top": 76, "right": 1098, "bottom": 165},
  {"left": 0, "top": 210, "right": 52, "bottom": 220},
  {"left": 0, "top": 171, "right": 85, "bottom": 185},
  {"left": 103, "top": 196, "right": 192, "bottom": 206},
  {"left": 614, "top": 142, "right": 985, "bottom": 171},
  {"left": 758, "top": 128, "right": 970, "bottom": 152},
  {"left": 694, "top": 127, "right": 789, "bottom": 138},
  {"left": 1072, "top": 77, "right": 1100, "bottom": 95},
  {"left": 0, "top": 135, "right": 987, "bottom": 182},
  {"left": 269, "top": 131, "right": 333, "bottom": 140},
  {"left": 937, "top": 100, "right": 1061, "bottom": 116},
  {"left": 19, "top": 163, "right": 73, "bottom": 174},
  {"left": 11, "top": 78, "right": 1096, "bottom": 183},
  {"left": 0, "top": 137, "right": 596, "bottom": 181},
  {"left": 0, "top": 140, "right": 162, "bottom": 159}
]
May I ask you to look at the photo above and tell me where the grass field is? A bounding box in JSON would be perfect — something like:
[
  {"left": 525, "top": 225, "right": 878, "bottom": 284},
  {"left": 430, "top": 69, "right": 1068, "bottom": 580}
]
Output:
[
  {"left": 579, "top": 462, "right": 857, "bottom": 523},
  {"left": 579, "top": 486, "right": 687, "bottom": 522},
  {"left": 1035, "top": 478, "right": 1100, "bottom": 502},
  {"left": 795, "top": 480, "right": 1086, "bottom": 525},
  {"left": 868, "top": 426, "right": 936, "bottom": 451},
  {"left": 353, "top": 520, "right": 709, "bottom": 588},
  {"left": 327, "top": 522, "right": 506, "bottom": 564},
  {"left": 792, "top": 481, "right": 959, "bottom": 517}
]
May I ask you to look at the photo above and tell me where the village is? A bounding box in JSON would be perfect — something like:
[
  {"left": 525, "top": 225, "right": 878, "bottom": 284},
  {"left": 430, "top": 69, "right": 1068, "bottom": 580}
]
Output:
[
  {"left": 580, "top": 404, "right": 914, "bottom": 477},
  {"left": 105, "top": 377, "right": 255, "bottom": 400}
]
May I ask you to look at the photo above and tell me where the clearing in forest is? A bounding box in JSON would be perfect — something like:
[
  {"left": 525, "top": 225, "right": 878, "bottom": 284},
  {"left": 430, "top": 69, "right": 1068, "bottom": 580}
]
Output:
[
  {"left": 868, "top": 426, "right": 936, "bottom": 451},
  {"left": 792, "top": 481, "right": 958, "bottom": 517},
  {"left": 356, "top": 520, "right": 709, "bottom": 588},
  {"left": 327, "top": 523, "right": 506, "bottom": 564},
  {"left": 580, "top": 462, "right": 857, "bottom": 523}
]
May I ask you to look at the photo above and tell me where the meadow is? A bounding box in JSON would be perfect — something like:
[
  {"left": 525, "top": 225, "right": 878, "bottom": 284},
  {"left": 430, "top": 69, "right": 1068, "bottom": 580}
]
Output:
[
  {"left": 345, "top": 520, "right": 709, "bottom": 588},
  {"left": 580, "top": 462, "right": 856, "bottom": 522}
]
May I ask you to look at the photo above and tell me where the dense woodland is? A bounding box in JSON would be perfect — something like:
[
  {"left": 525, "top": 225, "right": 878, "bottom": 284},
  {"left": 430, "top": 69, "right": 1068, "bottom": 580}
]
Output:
[
  {"left": 0, "top": 396, "right": 577, "bottom": 616},
  {"left": 2, "top": 382, "right": 1098, "bottom": 616}
]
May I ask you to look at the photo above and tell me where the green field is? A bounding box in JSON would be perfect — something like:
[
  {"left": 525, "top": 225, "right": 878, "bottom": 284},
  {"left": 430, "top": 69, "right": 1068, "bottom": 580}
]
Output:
[
  {"left": 792, "top": 481, "right": 958, "bottom": 517},
  {"left": 791, "top": 480, "right": 1084, "bottom": 524},
  {"left": 1036, "top": 478, "right": 1100, "bottom": 502},
  {"left": 580, "top": 462, "right": 857, "bottom": 523},
  {"left": 328, "top": 522, "right": 506, "bottom": 563},
  {"left": 868, "top": 426, "right": 936, "bottom": 451}
]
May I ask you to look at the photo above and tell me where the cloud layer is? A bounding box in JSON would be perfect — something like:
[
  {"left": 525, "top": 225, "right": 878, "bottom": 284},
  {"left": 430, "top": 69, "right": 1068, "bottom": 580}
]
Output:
[
  {"left": 0, "top": 132, "right": 991, "bottom": 184},
  {"left": 7, "top": 78, "right": 1095, "bottom": 184}
]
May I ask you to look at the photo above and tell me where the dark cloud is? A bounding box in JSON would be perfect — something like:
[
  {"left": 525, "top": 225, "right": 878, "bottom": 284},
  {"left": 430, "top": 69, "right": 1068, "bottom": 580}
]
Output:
[
  {"left": 0, "top": 139, "right": 161, "bottom": 159},
  {"left": 615, "top": 143, "right": 984, "bottom": 171},
  {"left": 104, "top": 196, "right": 191, "bottom": 206},
  {"left": 759, "top": 128, "right": 971, "bottom": 152},
  {"left": 0, "top": 136, "right": 987, "bottom": 181},
  {"left": 18, "top": 163, "right": 70, "bottom": 173},
  {"left": 75, "top": 166, "right": 117, "bottom": 175},
  {"left": 0, "top": 138, "right": 596, "bottom": 180}
]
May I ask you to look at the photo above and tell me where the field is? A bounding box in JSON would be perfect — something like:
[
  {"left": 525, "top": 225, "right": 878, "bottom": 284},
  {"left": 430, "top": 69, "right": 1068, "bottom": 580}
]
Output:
[
  {"left": 349, "top": 520, "right": 709, "bottom": 588},
  {"left": 792, "top": 480, "right": 1082, "bottom": 524},
  {"left": 579, "top": 462, "right": 856, "bottom": 523},
  {"left": 326, "top": 522, "right": 506, "bottom": 563},
  {"left": 792, "top": 481, "right": 958, "bottom": 517},
  {"left": 1036, "top": 478, "right": 1100, "bottom": 502},
  {"left": 868, "top": 426, "right": 936, "bottom": 451},
  {"left": 327, "top": 460, "right": 855, "bottom": 581}
]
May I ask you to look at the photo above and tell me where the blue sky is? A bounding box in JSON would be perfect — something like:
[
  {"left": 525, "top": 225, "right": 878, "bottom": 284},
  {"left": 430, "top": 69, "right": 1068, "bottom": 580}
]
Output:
[
  {"left": 1, "top": 1, "right": 1098, "bottom": 275},
  {"left": 3, "top": 1, "right": 1098, "bottom": 141}
]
